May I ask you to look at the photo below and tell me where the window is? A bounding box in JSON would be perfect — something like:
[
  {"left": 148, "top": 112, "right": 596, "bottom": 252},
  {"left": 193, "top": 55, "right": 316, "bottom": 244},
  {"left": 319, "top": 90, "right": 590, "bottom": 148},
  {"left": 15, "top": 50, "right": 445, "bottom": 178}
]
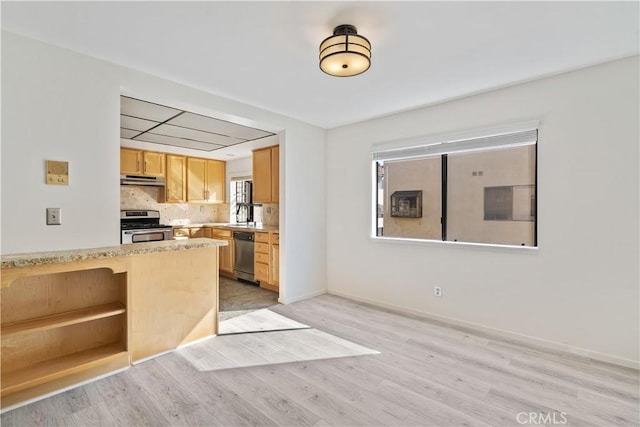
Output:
[
  {"left": 229, "top": 178, "right": 263, "bottom": 224},
  {"left": 484, "top": 186, "right": 513, "bottom": 220},
  {"left": 373, "top": 126, "right": 537, "bottom": 247}
]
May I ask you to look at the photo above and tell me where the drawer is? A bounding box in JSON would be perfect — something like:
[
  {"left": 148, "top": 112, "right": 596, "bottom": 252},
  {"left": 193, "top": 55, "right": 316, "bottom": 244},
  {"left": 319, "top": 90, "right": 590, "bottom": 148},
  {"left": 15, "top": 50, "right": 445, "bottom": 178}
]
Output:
[
  {"left": 255, "top": 242, "right": 270, "bottom": 254},
  {"left": 173, "top": 228, "right": 190, "bottom": 238},
  {"left": 270, "top": 233, "right": 279, "bottom": 244},
  {"left": 255, "top": 252, "right": 269, "bottom": 264},
  {"left": 254, "top": 232, "right": 270, "bottom": 243},
  {"left": 255, "top": 262, "right": 269, "bottom": 282},
  {"left": 210, "top": 228, "right": 232, "bottom": 238},
  {"left": 190, "top": 227, "right": 211, "bottom": 238}
]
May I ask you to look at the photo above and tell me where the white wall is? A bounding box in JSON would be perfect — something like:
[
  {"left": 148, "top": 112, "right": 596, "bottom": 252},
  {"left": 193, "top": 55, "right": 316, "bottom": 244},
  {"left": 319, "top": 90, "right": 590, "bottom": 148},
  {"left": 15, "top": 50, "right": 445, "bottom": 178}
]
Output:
[
  {"left": 226, "top": 156, "right": 253, "bottom": 181},
  {"left": 326, "top": 57, "right": 639, "bottom": 366},
  {"left": 1, "top": 31, "right": 327, "bottom": 304}
]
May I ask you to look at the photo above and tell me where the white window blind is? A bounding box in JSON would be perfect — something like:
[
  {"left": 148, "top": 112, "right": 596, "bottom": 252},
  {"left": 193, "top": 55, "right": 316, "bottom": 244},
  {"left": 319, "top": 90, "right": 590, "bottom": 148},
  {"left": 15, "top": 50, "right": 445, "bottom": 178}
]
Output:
[{"left": 373, "top": 129, "right": 538, "bottom": 162}]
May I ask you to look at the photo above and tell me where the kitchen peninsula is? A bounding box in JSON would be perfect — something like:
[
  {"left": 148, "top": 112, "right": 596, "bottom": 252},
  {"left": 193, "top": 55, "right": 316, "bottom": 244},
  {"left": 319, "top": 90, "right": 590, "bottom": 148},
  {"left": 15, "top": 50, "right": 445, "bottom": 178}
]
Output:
[{"left": 0, "top": 238, "right": 226, "bottom": 409}]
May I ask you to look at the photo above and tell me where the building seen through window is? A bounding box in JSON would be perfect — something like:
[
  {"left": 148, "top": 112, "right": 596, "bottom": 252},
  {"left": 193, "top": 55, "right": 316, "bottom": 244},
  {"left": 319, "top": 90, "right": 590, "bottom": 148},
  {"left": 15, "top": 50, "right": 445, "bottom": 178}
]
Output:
[{"left": 374, "top": 128, "right": 537, "bottom": 247}]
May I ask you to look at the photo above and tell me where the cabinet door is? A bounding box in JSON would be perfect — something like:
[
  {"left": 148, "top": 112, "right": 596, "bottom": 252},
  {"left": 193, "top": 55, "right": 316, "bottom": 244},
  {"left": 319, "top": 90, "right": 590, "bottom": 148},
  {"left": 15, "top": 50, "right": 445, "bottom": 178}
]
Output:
[
  {"left": 271, "top": 146, "right": 279, "bottom": 203},
  {"left": 219, "top": 239, "right": 233, "bottom": 274},
  {"left": 173, "top": 228, "right": 190, "bottom": 239},
  {"left": 187, "top": 158, "right": 207, "bottom": 202},
  {"left": 254, "top": 232, "right": 270, "bottom": 244},
  {"left": 271, "top": 244, "right": 279, "bottom": 288},
  {"left": 143, "top": 151, "right": 165, "bottom": 177},
  {"left": 252, "top": 148, "right": 272, "bottom": 203},
  {"left": 190, "top": 228, "right": 212, "bottom": 238},
  {"left": 129, "top": 247, "right": 217, "bottom": 362},
  {"left": 166, "top": 155, "right": 186, "bottom": 203},
  {"left": 206, "top": 160, "right": 225, "bottom": 203},
  {"left": 120, "top": 148, "right": 142, "bottom": 175},
  {"left": 255, "top": 262, "right": 270, "bottom": 283}
]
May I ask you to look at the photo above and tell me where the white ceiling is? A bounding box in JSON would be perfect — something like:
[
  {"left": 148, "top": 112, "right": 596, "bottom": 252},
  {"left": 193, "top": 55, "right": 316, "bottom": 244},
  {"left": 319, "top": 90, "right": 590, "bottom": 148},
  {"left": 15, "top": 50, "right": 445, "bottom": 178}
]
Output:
[{"left": 2, "top": 1, "right": 638, "bottom": 129}]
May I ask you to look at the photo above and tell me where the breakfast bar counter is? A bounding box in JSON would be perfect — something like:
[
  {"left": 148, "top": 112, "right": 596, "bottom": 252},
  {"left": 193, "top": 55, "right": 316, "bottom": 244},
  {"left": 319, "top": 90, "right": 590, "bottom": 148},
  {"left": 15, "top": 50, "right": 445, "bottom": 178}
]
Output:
[
  {"left": 1, "top": 238, "right": 225, "bottom": 269},
  {"left": 0, "top": 238, "right": 227, "bottom": 409}
]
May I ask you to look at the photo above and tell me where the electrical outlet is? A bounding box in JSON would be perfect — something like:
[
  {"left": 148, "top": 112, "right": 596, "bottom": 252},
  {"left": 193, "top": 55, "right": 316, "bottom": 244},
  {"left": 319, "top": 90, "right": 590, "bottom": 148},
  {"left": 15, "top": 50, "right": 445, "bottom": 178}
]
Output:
[
  {"left": 46, "top": 208, "right": 62, "bottom": 225},
  {"left": 434, "top": 286, "right": 442, "bottom": 297}
]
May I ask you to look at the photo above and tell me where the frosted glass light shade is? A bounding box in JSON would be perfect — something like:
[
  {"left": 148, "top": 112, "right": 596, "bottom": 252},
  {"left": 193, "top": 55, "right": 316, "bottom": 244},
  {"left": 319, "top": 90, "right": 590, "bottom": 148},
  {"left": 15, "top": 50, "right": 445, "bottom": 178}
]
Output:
[{"left": 319, "top": 25, "right": 371, "bottom": 77}]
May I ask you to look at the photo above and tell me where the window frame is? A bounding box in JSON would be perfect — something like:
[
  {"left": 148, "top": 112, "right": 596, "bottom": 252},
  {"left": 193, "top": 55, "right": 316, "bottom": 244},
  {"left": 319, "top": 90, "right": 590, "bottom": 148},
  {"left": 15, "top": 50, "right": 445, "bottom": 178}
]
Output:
[{"left": 371, "top": 121, "right": 539, "bottom": 251}]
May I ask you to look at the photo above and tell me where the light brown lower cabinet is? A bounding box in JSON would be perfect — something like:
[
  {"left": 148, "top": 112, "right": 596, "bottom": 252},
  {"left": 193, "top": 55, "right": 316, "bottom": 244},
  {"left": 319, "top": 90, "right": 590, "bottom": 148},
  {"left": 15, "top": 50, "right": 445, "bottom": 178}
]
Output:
[
  {"left": 190, "top": 227, "right": 211, "bottom": 238},
  {"left": 254, "top": 232, "right": 270, "bottom": 286},
  {"left": 271, "top": 233, "right": 279, "bottom": 290},
  {"left": 211, "top": 228, "right": 234, "bottom": 276},
  {"left": 173, "top": 227, "right": 212, "bottom": 239},
  {"left": 254, "top": 231, "right": 278, "bottom": 292},
  {"left": 173, "top": 228, "right": 190, "bottom": 239}
]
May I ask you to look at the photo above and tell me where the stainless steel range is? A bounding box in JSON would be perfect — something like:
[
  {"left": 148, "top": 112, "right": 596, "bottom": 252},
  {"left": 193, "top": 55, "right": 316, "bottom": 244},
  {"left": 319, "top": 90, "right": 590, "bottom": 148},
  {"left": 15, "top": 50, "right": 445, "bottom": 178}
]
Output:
[{"left": 120, "top": 210, "right": 173, "bottom": 244}]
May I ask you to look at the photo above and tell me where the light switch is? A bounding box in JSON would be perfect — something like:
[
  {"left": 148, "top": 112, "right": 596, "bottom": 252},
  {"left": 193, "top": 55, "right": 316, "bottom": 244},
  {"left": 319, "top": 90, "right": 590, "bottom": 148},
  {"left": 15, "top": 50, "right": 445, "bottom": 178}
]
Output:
[{"left": 46, "top": 208, "right": 62, "bottom": 225}]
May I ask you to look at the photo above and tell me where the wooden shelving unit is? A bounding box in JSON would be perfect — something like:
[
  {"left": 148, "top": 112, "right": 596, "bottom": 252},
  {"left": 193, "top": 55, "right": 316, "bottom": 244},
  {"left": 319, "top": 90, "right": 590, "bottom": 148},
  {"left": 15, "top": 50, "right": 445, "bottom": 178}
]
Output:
[
  {"left": 1, "top": 345, "right": 128, "bottom": 396},
  {"left": 0, "top": 262, "right": 130, "bottom": 408},
  {"left": 1, "top": 302, "right": 126, "bottom": 338}
]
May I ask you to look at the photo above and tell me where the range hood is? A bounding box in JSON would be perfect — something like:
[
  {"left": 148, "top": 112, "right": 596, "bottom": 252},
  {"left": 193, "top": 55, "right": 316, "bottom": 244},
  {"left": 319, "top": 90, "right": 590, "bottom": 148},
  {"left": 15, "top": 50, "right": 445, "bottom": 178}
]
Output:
[{"left": 120, "top": 175, "right": 165, "bottom": 187}]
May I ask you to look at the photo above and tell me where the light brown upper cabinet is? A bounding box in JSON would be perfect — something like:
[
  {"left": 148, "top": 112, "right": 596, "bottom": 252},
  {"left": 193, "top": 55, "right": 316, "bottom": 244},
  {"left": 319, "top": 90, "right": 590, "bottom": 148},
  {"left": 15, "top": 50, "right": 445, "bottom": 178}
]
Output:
[
  {"left": 120, "top": 148, "right": 165, "bottom": 177},
  {"left": 252, "top": 145, "right": 279, "bottom": 203},
  {"left": 166, "top": 155, "right": 187, "bottom": 203},
  {"left": 187, "top": 158, "right": 225, "bottom": 204},
  {"left": 120, "top": 148, "right": 141, "bottom": 174},
  {"left": 143, "top": 151, "right": 165, "bottom": 177}
]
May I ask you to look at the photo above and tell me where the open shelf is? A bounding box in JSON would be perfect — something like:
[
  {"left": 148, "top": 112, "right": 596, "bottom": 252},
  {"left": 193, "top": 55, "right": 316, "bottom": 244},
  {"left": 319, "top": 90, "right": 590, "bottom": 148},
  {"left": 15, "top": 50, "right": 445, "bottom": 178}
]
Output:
[
  {"left": 1, "top": 344, "right": 128, "bottom": 396},
  {"left": 1, "top": 302, "right": 126, "bottom": 338}
]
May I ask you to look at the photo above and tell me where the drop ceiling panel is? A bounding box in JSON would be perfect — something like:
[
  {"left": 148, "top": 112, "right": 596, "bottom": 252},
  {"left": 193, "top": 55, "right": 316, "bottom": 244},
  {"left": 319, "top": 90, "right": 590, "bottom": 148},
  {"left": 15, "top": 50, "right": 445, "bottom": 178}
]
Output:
[
  {"left": 121, "top": 115, "right": 159, "bottom": 132},
  {"left": 133, "top": 132, "right": 225, "bottom": 151},
  {"left": 120, "top": 128, "right": 140, "bottom": 139},
  {"left": 151, "top": 123, "right": 245, "bottom": 146},
  {"left": 120, "top": 96, "right": 275, "bottom": 153},
  {"left": 168, "top": 113, "right": 273, "bottom": 140},
  {"left": 121, "top": 96, "right": 181, "bottom": 122}
]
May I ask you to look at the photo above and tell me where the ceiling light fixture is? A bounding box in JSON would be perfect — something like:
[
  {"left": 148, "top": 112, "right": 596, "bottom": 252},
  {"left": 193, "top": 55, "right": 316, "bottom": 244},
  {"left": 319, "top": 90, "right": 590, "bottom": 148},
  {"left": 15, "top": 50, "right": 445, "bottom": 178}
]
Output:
[{"left": 319, "top": 24, "right": 371, "bottom": 77}]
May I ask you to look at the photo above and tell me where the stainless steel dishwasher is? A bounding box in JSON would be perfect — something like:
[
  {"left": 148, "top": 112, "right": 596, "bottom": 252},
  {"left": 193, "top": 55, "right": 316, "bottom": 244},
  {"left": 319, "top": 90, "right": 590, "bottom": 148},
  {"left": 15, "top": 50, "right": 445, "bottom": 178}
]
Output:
[{"left": 233, "top": 231, "right": 256, "bottom": 282}]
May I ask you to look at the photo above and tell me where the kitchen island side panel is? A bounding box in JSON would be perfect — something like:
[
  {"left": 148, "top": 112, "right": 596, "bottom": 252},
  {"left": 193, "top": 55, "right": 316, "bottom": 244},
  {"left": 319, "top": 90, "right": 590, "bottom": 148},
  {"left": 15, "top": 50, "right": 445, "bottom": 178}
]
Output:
[{"left": 129, "top": 246, "right": 219, "bottom": 362}]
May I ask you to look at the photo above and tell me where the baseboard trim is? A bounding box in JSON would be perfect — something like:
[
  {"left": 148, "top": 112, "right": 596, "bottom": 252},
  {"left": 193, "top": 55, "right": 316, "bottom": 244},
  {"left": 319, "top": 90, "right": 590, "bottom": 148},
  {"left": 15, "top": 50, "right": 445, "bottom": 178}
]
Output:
[
  {"left": 279, "top": 289, "right": 327, "bottom": 305},
  {"left": 328, "top": 289, "right": 639, "bottom": 370}
]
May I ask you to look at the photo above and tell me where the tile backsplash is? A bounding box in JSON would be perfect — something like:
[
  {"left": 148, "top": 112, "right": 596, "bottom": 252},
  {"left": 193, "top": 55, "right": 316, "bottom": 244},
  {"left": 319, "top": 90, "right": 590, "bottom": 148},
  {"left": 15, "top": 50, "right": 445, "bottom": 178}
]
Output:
[
  {"left": 120, "top": 186, "right": 279, "bottom": 226},
  {"left": 261, "top": 203, "right": 279, "bottom": 226},
  {"left": 121, "top": 186, "right": 223, "bottom": 225}
]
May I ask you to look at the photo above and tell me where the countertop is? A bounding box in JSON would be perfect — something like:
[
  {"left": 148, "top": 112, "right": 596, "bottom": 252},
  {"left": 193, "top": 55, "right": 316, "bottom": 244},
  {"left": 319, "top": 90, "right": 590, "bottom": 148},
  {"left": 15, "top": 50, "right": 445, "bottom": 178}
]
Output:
[
  {"left": 173, "top": 223, "right": 279, "bottom": 233},
  {"left": 1, "top": 238, "right": 227, "bottom": 269}
]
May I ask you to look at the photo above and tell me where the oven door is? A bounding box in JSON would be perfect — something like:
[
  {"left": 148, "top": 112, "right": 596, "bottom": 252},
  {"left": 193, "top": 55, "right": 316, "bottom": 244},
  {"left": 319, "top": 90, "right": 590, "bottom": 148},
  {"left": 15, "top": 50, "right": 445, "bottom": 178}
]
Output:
[{"left": 122, "top": 228, "right": 173, "bottom": 244}]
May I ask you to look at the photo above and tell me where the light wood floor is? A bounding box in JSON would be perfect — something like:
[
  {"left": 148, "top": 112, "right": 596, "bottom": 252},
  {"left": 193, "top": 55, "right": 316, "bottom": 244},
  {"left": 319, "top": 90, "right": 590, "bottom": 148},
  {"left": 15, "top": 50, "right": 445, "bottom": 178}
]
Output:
[
  {"left": 2, "top": 294, "right": 638, "bottom": 426},
  {"left": 218, "top": 308, "right": 310, "bottom": 334}
]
